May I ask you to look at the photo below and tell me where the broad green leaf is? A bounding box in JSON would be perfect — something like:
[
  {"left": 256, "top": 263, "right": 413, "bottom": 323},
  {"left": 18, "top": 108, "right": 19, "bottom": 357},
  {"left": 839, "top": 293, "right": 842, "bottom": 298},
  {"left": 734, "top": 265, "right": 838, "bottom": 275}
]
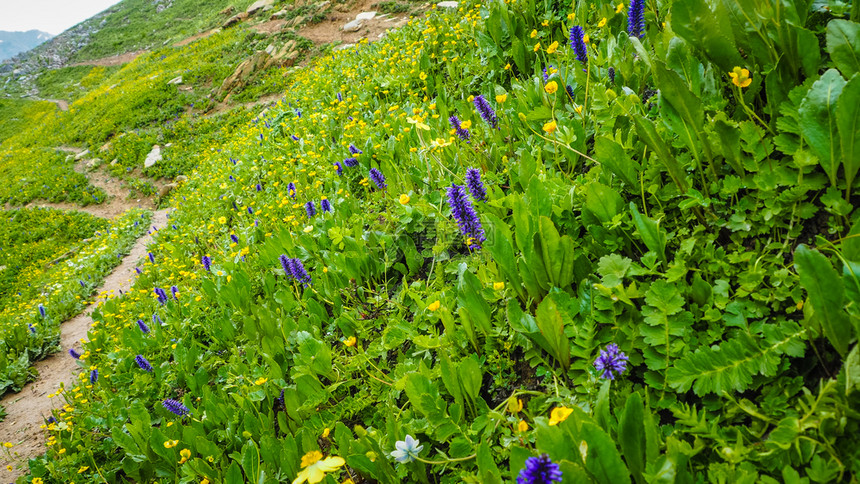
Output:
[
  {"left": 537, "top": 216, "right": 576, "bottom": 288},
  {"left": 457, "top": 268, "right": 492, "bottom": 335},
  {"left": 845, "top": 344, "right": 860, "bottom": 395},
  {"left": 710, "top": 115, "right": 744, "bottom": 175},
  {"left": 619, "top": 392, "right": 646, "bottom": 484},
  {"left": 580, "top": 422, "right": 632, "bottom": 484},
  {"left": 670, "top": 0, "right": 743, "bottom": 72},
  {"left": 837, "top": 76, "right": 860, "bottom": 192},
  {"left": 535, "top": 293, "right": 571, "bottom": 371},
  {"left": 632, "top": 115, "right": 688, "bottom": 193},
  {"left": 477, "top": 440, "right": 503, "bottom": 484},
  {"left": 484, "top": 213, "right": 526, "bottom": 302},
  {"left": 585, "top": 183, "right": 624, "bottom": 225},
  {"left": 827, "top": 19, "right": 860, "bottom": 78},
  {"left": 795, "top": 245, "right": 852, "bottom": 356},
  {"left": 630, "top": 203, "right": 667, "bottom": 263},
  {"left": 594, "top": 136, "right": 640, "bottom": 188},
  {"left": 799, "top": 69, "right": 846, "bottom": 186},
  {"left": 457, "top": 355, "right": 483, "bottom": 405}
]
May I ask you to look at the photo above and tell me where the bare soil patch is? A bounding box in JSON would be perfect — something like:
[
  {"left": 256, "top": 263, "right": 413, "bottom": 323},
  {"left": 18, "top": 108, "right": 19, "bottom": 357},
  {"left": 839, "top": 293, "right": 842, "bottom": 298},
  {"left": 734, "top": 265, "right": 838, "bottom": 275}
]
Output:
[
  {"left": 69, "top": 50, "right": 147, "bottom": 67},
  {"left": 174, "top": 29, "right": 219, "bottom": 47},
  {"left": 0, "top": 209, "right": 169, "bottom": 480}
]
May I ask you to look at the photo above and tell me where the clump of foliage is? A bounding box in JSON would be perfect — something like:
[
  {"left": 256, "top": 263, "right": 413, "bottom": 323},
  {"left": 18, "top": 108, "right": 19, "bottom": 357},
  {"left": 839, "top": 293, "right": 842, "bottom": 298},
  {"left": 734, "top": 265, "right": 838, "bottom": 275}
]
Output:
[{"left": 2, "top": 0, "right": 859, "bottom": 483}]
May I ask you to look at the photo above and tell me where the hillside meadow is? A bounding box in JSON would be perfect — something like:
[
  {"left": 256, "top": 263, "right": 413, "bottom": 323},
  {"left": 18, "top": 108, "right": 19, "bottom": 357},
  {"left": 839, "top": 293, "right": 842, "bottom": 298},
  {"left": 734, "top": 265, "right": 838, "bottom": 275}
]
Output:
[{"left": 1, "top": 0, "right": 860, "bottom": 483}]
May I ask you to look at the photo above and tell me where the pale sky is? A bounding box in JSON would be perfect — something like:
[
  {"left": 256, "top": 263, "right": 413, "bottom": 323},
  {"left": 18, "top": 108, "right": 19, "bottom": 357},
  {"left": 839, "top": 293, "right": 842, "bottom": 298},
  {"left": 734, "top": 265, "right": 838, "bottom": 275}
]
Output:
[{"left": 0, "top": 0, "right": 122, "bottom": 35}]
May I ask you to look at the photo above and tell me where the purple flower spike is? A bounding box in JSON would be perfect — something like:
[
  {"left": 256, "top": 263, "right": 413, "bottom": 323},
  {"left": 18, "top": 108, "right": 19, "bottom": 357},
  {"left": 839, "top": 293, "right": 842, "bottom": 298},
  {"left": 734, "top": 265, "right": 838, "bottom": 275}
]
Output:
[
  {"left": 163, "top": 398, "right": 191, "bottom": 416},
  {"left": 369, "top": 168, "right": 387, "bottom": 190},
  {"left": 90, "top": 369, "right": 98, "bottom": 384},
  {"left": 570, "top": 26, "right": 587, "bottom": 65},
  {"left": 202, "top": 255, "right": 212, "bottom": 272},
  {"left": 69, "top": 348, "right": 81, "bottom": 359},
  {"left": 279, "top": 254, "right": 292, "bottom": 276},
  {"left": 288, "top": 182, "right": 297, "bottom": 198},
  {"left": 465, "top": 168, "right": 486, "bottom": 201},
  {"left": 38, "top": 304, "right": 46, "bottom": 318},
  {"left": 594, "top": 343, "right": 629, "bottom": 380},
  {"left": 135, "top": 355, "right": 154, "bottom": 372},
  {"left": 473, "top": 95, "right": 498, "bottom": 129},
  {"left": 305, "top": 201, "right": 317, "bottom": 217},
  {"left": 446, "top": 184, "right": 485, "bottom": 249},
  {"left": 628, "top": 0, "right": 646, "bottom": 39},
  {"left": 321, "top": 199, "right": 332, "bottom": 212},
  {"left": 517, "top": 454, "right": 563, "bottom": 484},
  {"left": 348, "top": 144, "right": 363, "bottom": 154},
  {"left": 343, "top": 157, "right": 359, "bottom": 168},
  {"left": 449, "top": 115, "right": 471, "bottom": 141},
  {"left": 137, "top": 319, "right": 150, "bottom": 334}
]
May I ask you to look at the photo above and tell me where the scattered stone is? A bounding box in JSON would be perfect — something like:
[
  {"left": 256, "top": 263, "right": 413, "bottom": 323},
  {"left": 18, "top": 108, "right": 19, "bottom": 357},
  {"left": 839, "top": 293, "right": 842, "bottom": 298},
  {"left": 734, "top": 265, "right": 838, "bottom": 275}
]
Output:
[
  {"left": 271, "top": 8, "right": 289, "bottom": 19},
  {"left": 144, "top": 145, "right": 162, "bottom": 168},
  {"left": 165, "top": 143, "right": 173, "bottom": 148},
  {"left": 86, "top": 158, "right": 102, "bottom": 169},
  {"left": 333, "top": 43, "right": 356, "bottom": 51},
  {"left": 99, "top": 141, "right": 112, "bottom": 152},
  {"left": 110, "top": 158, "right": 118, "bottom": 166},
  {"left": 167, "top": 76, "right": 183, "bottom": 84},
  {"left": 356, "top": 11, "right": 377, "bottom": 20},
  {"left": 247, "top": 0, "right": 275, "bottom": 15},
  {"left": 158, "top": 183, "right": 178, "bottom": 198},
  {"left": 222, "top": 12, "right": 249, "bottom": 28},
  {"left": 437, "top": 1, "right": 458, "bottom": 7},
  {"left": 66, "top": 154, "right": 75, "bottom": 162},
  {"left": 219, "top": 5, "right": 235, "bottom": 15},
  {"left": 343, "top": 20, "right": 363, "bottom": 32},
  {"left": 74, "top": 149, "right": 90, "bottom": 161}
]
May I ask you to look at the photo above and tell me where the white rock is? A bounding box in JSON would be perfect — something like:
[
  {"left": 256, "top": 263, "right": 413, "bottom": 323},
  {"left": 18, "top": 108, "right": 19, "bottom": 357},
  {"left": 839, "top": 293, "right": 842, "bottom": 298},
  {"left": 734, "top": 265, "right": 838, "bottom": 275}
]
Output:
[
  {"left": 165, "top": 142, "right": 173, "bottom": 148},
  {"left": 167, "top": 76, "right": 183, "bottom": 84},
  {"left": 144, "top": 145, "right": 162, "bottom": 168},
  {"left": 437, "top": 1, "right": 458, "bottom": 7},
  {"left": 74, "top": 149, "right": 90, "bottom": 161},
  {"left": 343, "top": 19, "right": 362, "bottom": 32},
  {"left": 247, "top": 0, "right": 274, "bottom": 14},
  {"left": 333, "top": 43, "right": 356, "bottom": 51},
  {"left": 356, "top": 11, "right": 377, "bottom": 20}
]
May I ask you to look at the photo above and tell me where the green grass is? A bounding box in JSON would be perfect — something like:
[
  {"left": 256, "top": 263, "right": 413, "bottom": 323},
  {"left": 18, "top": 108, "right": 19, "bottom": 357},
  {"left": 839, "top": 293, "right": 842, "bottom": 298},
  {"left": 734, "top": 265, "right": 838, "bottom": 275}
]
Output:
[
  {"left": 0, "top": 99, "right": 58, "bottom": 145},
  {"left": 34, "top": 65, "right": 119, "bottom": 102}
]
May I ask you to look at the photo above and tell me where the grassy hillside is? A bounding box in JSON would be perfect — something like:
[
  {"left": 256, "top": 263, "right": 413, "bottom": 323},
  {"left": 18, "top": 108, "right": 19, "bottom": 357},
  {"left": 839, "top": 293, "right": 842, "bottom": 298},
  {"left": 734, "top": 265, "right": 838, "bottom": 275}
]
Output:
[{"left": 1, "top": 0, "right": 859, "bottom": 482}]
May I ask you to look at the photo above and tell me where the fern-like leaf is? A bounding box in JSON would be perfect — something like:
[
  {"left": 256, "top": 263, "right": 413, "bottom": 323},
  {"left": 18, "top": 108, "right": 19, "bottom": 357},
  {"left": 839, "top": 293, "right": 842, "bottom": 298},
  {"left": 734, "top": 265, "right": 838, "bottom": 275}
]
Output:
[
  {"left": 666, "top": 321, "right": 806, "bottom": 396},
  {"left": 639, "top": 280, "right": 693, "bottom": 388}
]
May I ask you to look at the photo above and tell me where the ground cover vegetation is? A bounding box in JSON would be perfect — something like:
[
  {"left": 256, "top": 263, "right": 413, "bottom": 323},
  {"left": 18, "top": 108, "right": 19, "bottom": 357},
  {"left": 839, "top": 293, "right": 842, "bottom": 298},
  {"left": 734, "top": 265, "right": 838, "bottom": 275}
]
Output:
[
  {"left": 0, "top": 209, "right": 150, "bottom": 403},
  {"left": 1, "top": 0, "right": 859, "bottom": 482}
]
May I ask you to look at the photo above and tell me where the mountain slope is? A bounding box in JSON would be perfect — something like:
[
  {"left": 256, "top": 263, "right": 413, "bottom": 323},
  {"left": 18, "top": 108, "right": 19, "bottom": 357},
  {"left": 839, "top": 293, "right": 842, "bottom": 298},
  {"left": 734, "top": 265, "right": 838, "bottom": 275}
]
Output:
[{"left": 0, "top": 30, "right": 53, "bottom": 61}]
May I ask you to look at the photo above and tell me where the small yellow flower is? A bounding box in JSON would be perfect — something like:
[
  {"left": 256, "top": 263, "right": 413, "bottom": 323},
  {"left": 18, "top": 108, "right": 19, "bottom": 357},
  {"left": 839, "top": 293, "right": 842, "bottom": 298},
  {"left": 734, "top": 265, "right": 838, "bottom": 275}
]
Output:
[
  {"left": 2, "top": 442, "right": 13, "bottom": 448},
  {"left": 567, "top": 12, "right": 575, "bottom": 21},
  {"left": 494, "top": 282, "right": 505, "bottom": 290},
  {"left": 583, "top": 34, "right": 590, "bottom": 43},
  {"left": 179, "top": 448, "right": 191, "bottom": 464},
  {"left": 504, "top": 63, "right": 511, "bottom": 70},
  {"left": 303, "top": 225, "right": 313, "bottom": 233},
  {"left": 344, "top": 336, "right": 357, "bottom": 347},
  {"left": 294, "top": 451, "right": 346, "bottom": 484},
  {"left": 533, "top": 43, "right": 540, "bottom": 52},
  {"left": 322, "top": 428, "right": 331, "bottom": 438},
  {"left": 78, "top": 466, "right": 89, "bottom": 473},
  {"left": 574, "top": 105, "right": 584, "bottom": 114},
  {"left": 399, "top": 194, "right": 410, "bottom": 205},
  {"left": 549, "top": 406, "right": 573, "bottom": 426},
  {"left": 460, "top": 120, "right": 472, "bottom": 129},
  {"left": 164, "top": 440, "right": 179, "bottom": 449},
  {"left": 616, "top": 3, "right": 625, "bottom": 13},
  {"left": 529, "top": 29, "right": 538, "bottom": 38},
  {"left": 729, "top": 66, "right": 752, "bottom": 88},
  {"left": 546, "top": 41, "right": 559, "bottom": 54},
  {"left": 32, "top": 479, "right": 44, "bottom": 484},
  {"left": 518, "top": 420, "right": 529, "bottom": 432},
  {"left": 6, "top": 465, "right": 12, "bottom": 472},
  {"left": 428, "top": 300, "right": 441, "bottom": 311},
  {"left": 598, "top": 17, "right": 607, "bottom": 27},
  {"left": 796, "top": 300, "right": 804, "bottom": 310},
  {"left": 543, "top": 120, "right": 558, "bottom": 134},
  {"left": 201, "top": 479, "right": 210, "bottom": 484},
  {"left": 255, "top": 377, "right": 268, "bottom": 385},
  {"left": 544, "top": 81, "right": 558, "bottom": 94},
  {"left": 218, "top": 216, "right": 227, "bottom": 224},
  {"left": 496, "top": 93, "right": 507, "bottom": 103}
]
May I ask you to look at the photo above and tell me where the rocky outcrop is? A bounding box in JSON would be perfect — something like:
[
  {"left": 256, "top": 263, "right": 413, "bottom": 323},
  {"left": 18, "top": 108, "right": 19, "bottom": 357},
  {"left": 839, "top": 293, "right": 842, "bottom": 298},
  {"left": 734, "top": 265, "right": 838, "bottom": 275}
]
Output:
[
  {"left": 144, "top": 145, "right": 162, "bottom": 168},
  {"left": 217, "top": 41, "right": 300, "bottom": 99}
]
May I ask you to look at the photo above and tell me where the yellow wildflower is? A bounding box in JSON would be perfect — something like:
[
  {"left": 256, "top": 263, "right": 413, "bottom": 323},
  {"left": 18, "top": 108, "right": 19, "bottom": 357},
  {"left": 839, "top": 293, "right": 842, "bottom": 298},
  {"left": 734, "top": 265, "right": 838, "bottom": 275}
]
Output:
[
  {"left": 164, "top": 440, "right": 179, "bottom": 449},
  {"left": 729, "top": 67, "right": 752, "bottom": 88},
  {"left": 518, "top": 420, "right": 529, "bottom": 432},
  {"left": 544, "top": 81, "right": 558, "bottom": 94},
  {"left": 399, "top": 194, "right": 410, "bottom": 205},
  {"left": 494, "top": 282, "right": 505, "bottom": 290},
  {"left": 428, "top": 300, "right": 441, "bottom": 311},
  {"left": 543, "top": 120, "right": 557, "bottom": 134},
  {"left": 598, "top": 17, "right": 607, "bottom": 27},
  {"left": 179, "top": 449, "right": 191, "bottom": 464},
  {"left": 293, "top": 451, "right": 346, "bottom": 484},
  {"left": 616, "top": 3, "right": 624, "bottom": 13},
  {"left": 496, "top": 93, "right": 507, "bottom": 103},
  {"left": 549, "top": 406, "right": 573, "bottom": 426},
  {"left": 255, "top": 377, "right": 268, "bottom": 385},
  {"left": 546, "top": 41, "right": 559, "bottom": 54},
  {"left": 533, "top": 43, "right": 540, "bottom": 52},
  {"left": 77, "top": 466, "right": 89, "bottom": 473},
  {"left": 322, "top": 428, "right": 331, "bottom": 438},
  {"left": 344, "top": 336, "right": 357, "bottom": 347},
  {"left": 529, "top": 29, "right": 538, "bottom": 38}
]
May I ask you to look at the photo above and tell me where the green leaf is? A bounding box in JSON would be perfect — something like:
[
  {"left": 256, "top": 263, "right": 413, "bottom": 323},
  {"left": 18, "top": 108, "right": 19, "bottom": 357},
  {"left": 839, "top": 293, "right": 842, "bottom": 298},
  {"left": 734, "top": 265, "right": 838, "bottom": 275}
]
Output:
[
  {"left": 477, "top": 440, "right": 503, "bottom": 484},
  {"left": 670, "top": 0, "right": 743, "bottom": 72},
  {"left": 710, "top": 115, "right": 744, "bottom": 175},
  {"left": 537, "top": 216, "right": 576, "bottom": 288},
  {"left": 666, "top": 321, "right": 807, "bottom": 395},
  {"left": 632, "top": 115, "right": 688, "bottom": 193},
  {"left": 630, "top": 203, "right": 667, "bottom": 263},
  {"left": 837, "top": 76, "right": 860, "bottom": 191},
  {"left": 619, "top": 392, "right": 646, "bottom": 484},
  {"left": 845, "top": 344, "right": 860, "bottom": 395},
  {"left": 580, "top": 422, "right": 632, "bottom": 484},
  {"left": 595, "top": 136, "right": 640, "bottom": 187},
  {"left": 795, "top": 245, "right": 852, "bottom": 356},
  {"left": 826, "top": 19, "right": 860, "bottom": 78},
  {"left": 585, "top": 183, "right": 624, "bottom": 225},
  {"left": 799, "top": 69, "right": 846, "bottom": 186},
  {"left": 597, "top": 254, "right": 632, "bottom": 288},
  {"left": 457, "top": 268, "right": 492, "bottom": 335},
  {"left": 535, "top": 292, "right": 571, "bottom": 371}
]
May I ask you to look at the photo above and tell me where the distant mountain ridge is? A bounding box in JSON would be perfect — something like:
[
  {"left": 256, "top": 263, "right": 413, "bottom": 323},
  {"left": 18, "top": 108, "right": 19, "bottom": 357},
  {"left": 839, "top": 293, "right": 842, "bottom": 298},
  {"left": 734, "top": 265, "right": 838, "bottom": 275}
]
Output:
[{"left": 0, "top": 30, "right": 53, "bottom": 62}]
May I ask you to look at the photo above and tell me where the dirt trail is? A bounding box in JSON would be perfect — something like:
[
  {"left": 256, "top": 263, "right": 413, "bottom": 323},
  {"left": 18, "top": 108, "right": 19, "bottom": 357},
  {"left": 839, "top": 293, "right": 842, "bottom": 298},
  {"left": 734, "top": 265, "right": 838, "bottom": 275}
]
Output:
[
  {"left": 69, "top": 49, "right": 147, "bottom": 67},
  {"left": 0, "top": 208, "right": 170, "bottom": 479},
  {"left": 24, "top": 155, "right": 160, "bottom": 219}
]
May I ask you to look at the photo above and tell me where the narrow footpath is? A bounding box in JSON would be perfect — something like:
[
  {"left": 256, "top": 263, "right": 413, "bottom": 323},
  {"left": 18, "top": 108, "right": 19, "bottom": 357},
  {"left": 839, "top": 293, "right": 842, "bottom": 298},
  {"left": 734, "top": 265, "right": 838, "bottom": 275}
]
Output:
[{"left": 0, "top": 208, "right": 169, "bottom": 479}]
